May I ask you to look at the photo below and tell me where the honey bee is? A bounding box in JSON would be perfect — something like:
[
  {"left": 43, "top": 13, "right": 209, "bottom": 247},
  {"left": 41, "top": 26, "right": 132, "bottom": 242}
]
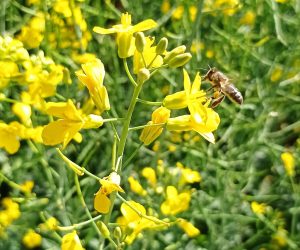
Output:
[{"left": 203, "top": 67, "right": 243, "bottom": 108}]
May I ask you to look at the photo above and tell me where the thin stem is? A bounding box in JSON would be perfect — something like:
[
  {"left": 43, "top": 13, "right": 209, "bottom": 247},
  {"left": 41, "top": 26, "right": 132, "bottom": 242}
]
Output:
[
  {"left": 147, "top": 54, "right": 158, "bottom": 68},
  {"left": 123, "top": 58, "right": 137, "bottom": 87},
  {"left": 103, "top": 118, "right": 124, "bottom": 123},
  {"left": 82, "top": 167, "right": 101, "bottom": 181},
  {"left": 0, "top": 172, "right": 23, "bottom": 191},
  {"left": 129, "top": 123, "right": 166, "bottom": 131},
  {"left": 137, "top": 98, "right": 162, "bottom": 106},
  {"left": 57, "top": 214, "right": 102, "bottom": 231},
  {"left": 74, "top": 175, "right": 102, "bottom": 237},
  {"left": 141, "top": 53, "right": 147, "bottom": 68}
]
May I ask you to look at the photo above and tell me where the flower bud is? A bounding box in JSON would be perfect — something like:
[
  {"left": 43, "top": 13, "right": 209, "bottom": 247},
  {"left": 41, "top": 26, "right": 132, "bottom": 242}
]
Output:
[
  {"left": 163, "top": 45, "right": 186, "bottom": 63},
  {"left": 138, "top": 68, "right": 150, "bottom": 82},
  {"left": 168, "top": 53, "right": 192, "bottom": 68},
  {"left": 97, "top": 221, "right": 110, "bottom": 238},
  {"left": 113, "top": 227, "right": 122, "bottom": 240},
  {"left": 117, "top": 32, "right": 134, "bottom": 58},
  {"left": 140, "top": 107, "right": 170, "bottom": 145},
  {"left": 135, "top": 32, "right": 146, "bottom": 53},
  {"left": 156, "top": 37, "right": 168, "bottom": 55}
]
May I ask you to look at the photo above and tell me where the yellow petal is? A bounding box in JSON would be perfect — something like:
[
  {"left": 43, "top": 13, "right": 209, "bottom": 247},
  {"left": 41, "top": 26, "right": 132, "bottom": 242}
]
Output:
[
  {"left": 94, "top": 193, "right": 111, "bottom": 214},
  {"left": 191, "top": 72, "right": 201, "bottom": 94},
  {"left": 93, "top": 26, "right": 118, "bottom": 34},
  {"left": 42, "top": 120, "right": 82, "bottom": 148},
  {"left": 45, "top": 100, "right": 82, "bottom": 121},
  {"left": 183, "top": 69, "right": 191, "bottom": 96},
  {"left": 131, "top": 19, "right": 157, "bottom": 33},
  {"left": 61, "top": 231, "right": 84, "bottom": 250},
  {"left": 120, "top": 201, "right": 146, "bottom": 222}
]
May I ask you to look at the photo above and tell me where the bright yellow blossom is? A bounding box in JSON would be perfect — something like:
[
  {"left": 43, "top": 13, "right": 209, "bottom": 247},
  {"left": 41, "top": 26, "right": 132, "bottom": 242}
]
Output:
[
  {"left": 93, "top": 13, "right": 157, "bottom": 58},
  {"left": 0, "top": 198, "right": 20, "bottom": 228},
  {"left": 281, "top": 152, "right": 295, "bottom": 177},
  {"left": 161, "top": 186, "right": 191, "bottom": 215},
  {"left": 140, "top": 107, "right": 171, "bottom": 145},
  {"left": 178, "top": 219, "right": 200, "bottom": 237},
  {"left": 161, "top": 0, "right": 171, "bottom": 13},
  {"left": 94, "top": 172, "right": 124, "bottom": 214},
  {"left": 61, "top": 231, "right": 84, "bottom": 250},
  {"left": 42, "top": 100, "right": 103, "bottom": 148},
  {"left": 251, "top": 201, "right": 267, "bottom": 215},
  {"left": 117, "top": 201, "right": 166, "bottom": 244},
  {"left": 172, "top": 6, "right": 184, "bottom": 20},
  {"left": 239, "top": 11, "right": 256, "bottom": 26},
  {"left": 0, "top": 61, "right": 19, "bottom": 88},
  {"left": 163, "top": 69, "right": 208, "bottom": 124},
  {"left": 128, "top": 176, "right": 147, "bottom": 196},
  {"left": 22, "top": 229, "right": 42, "bottom": 249},
  {"left": 189, "top": 6, "right": 198, "bottom": 22},
  {"left": 167, "top": 111, "right": 220, "bottom": 144},
  {"left": 0, "top": 122, "right": 21, "bottom": 154},
  {"left": 176, "top": 162, "right": 201, "bottom": 184},
  {"left": 76, "top": 59, "right": 110, "bottom": 114},
  {"left": 141, "top": 167, "right": 157, "bottom": 187},
  {"left": 20, "top": 180, "right": 34, "bottom": 193},
  {"left": 12, "top": 102, "right": 32, "bottom": 126},
  {"left": 40, "top": 217, "right": 58, "bottom": 231}
]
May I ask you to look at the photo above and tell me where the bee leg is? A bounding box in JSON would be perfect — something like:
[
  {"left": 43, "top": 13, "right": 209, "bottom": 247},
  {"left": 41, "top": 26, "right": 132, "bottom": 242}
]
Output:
[{"left": 211, "top": 95, "right": 225, "bottom": 108}]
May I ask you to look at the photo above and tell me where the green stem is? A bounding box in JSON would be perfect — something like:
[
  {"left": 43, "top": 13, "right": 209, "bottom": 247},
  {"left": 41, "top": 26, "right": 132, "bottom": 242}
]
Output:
[
  {"left": 137, "top": 98, "right": 162, "bottom": 106},
  {"left": 103, "top": 118, "right": 124, "bottom": 123},
  {"left": 0, "top": 171, "right": 23, "bottom": 191},
  {"left": 123, "top": 58, "right": 137, "bottom": 87},
  {"left": 74, "top": 175, "right": 102, "bottom": 237},
  {"left": 129, "top": 122, "right": 166, "bottom": 131},
  {"left": 57, "top": 214, "right": 102, "bottom": 231}
]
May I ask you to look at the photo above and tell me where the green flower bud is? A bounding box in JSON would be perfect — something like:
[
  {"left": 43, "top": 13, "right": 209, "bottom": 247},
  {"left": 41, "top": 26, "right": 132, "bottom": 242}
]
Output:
[
  {"left": 168, "top": 53, "right": 192, "bottom": 68},
  {"left": 138, "top": 68, "right": 150, "bottom": 82},
  {"left": 113, "top": 227, "right": 122, "bottom": 240},
  {"left": 96, "top": 221, "right": 110, "bottom": 238},
  {"left": 163, "top": 45, "right": 186, "bottom": 64},
  {"left": 156, "top": 37, "right": 168, "bottom": 55},
  {"left": 135, "top": 32, "right": 146, "bottom": 53}
]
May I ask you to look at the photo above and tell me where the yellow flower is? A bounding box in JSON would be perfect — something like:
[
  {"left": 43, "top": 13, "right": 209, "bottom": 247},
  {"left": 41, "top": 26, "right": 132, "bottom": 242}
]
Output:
[
  {"left": 167, "top": 111, "right": 220, "bottom": 144},
  {"left": 178, "top": 219, "right": 200, "bottom": 237},
  {"left": 272, "top": 227, "right": 288, "bottom": 247},
  {"left": 94, "top": 172, "right": 124, "bottom": 214},
  {"left": 281, "top": 152, "right": 295, "bottom": 177},
  {"left": 0, "top": 61, "right": 19, "bottom": 88},
  {"left": 239, "top": 11, "right": 256, "bottom": 26},
  {"left": 20, "top": 180, "right": 34, "bottom": 193},
  {"left": 40, "top": 217, "right": 58, "bottom": 231},
  {"left": 251, "top": 201, "right": 267, "bottom": 215},
  {"left": 141, "top": 167, "right": 157, "bottom": 187},
  {"left": 176, "top": 162, "right": 201, "bottom": 184},
  {"left": 190, "top": 40, "right": 204, "bottom": 54},
  {"left": 139, "top": 107, "right": 171, "bottom": 145},
  {"left": 117, "top": 201, "right": 165, "bottom": 244},
  {"left": 270, "top": 66, "right": 283, "bottom": 82},
  {"left": 53, "top": 0, "right": 72, "bottom": 17},
  {"left": 0, "top": 198, "right": 20, "bottom": 227},
  {"left": 133, "top": 36, "right": 164, "bottom": 74},
  {"left": 17, "top": 14, "right": 45, "bottom": 49},
  {"left": 0, "top": 122, "right": 21, "bottom": 154},
  {"left": 275, "top": 0, "right": 288, "bottom": 3},
  {"left": 93, "top": 13, "right": 157, "bottom": 58},
  {"left": 164, "top": 70, "right": 208, "bottom": 122},
  {"left": 22, "top": 229, "right": 42, "bottom": 249},
  {"left": 161, "top": 0, "right": 171, "bottom": 13},
  {"left": 160, "top": 186, "right": 191, "bottom": 215},
  {"left": 42, "top": 100, "right": 103, "bottom": 148},
  {"left": 12, "top": 102, "right": 32, "bottom": 126},
  {"left": 189, "top": 6, "right": 198, "bottom": 22},
  {"left": 205, "top": 49, "right": 214, "bottom": 58},
  {"left": 76, "top": 58, "right": 110, "bottom": 114},
  {"left": 61, "top": 231, "right": 84, "bottom": 250},
  {"left": 172, "top": 5, "right": 184, "bottom": 20},
  {"left": 72, "top": 52, "right": 97, "bottom": 64},
  {"left": 128, "top": 176, "right": 147, "bottom": 196}
]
